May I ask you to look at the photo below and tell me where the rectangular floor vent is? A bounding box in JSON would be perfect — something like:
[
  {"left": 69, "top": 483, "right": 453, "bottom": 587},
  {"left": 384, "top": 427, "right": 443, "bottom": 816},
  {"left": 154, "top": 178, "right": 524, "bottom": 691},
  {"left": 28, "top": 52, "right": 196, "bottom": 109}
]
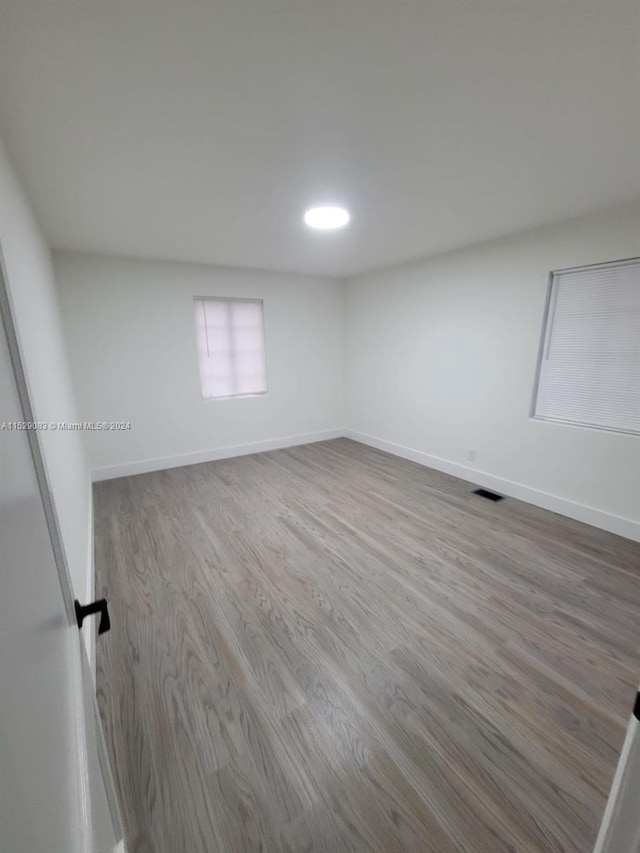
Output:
[{"left": 473, "top": 488, "right": 504, "bottom": 502}]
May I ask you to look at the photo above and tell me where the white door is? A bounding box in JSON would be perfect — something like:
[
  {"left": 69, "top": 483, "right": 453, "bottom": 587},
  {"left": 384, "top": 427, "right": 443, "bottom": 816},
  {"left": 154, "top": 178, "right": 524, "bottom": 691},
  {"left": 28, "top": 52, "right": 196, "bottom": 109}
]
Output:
[
  {"left": 594, "top": 703, "right": 640, "bottom": 853},
  {"left": 0, "top": 266, "right": 124, "bottom": 853}
]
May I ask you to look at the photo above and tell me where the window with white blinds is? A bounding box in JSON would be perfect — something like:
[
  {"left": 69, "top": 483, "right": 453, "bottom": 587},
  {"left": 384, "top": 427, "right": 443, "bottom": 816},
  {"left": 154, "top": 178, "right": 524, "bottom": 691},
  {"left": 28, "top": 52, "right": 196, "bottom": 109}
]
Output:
[
  {"left": 194, "top": 297, "right": 267, "bottom": 400},
  {"left": 532, "top": 258, "right": 640, "bottom": 435}
]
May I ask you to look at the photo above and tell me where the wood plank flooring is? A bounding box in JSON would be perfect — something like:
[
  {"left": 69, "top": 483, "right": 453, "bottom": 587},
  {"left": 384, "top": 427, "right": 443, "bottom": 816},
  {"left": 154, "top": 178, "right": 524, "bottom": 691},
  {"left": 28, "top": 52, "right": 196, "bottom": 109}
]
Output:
[{"left": 94, "top": 438, "right": 640, "bottom": 853}]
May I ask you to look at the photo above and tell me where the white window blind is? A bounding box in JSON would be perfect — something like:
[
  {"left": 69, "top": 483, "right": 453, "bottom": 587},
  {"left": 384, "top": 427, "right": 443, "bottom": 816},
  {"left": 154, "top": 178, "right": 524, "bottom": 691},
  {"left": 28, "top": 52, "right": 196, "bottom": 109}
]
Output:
[
  {"left": 194, "top": 297, "right": 267, "bottom": 400},
  {"left": 532, "top": 258, "right": 640, "bottom": 435}
]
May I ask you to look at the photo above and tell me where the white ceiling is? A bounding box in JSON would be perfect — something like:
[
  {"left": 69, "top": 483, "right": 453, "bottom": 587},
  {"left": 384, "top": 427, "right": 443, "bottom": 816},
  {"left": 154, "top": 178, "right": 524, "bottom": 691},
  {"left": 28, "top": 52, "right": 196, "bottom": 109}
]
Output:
[{"left": 0, "top": 0, "right": 638, "bottom": 278}]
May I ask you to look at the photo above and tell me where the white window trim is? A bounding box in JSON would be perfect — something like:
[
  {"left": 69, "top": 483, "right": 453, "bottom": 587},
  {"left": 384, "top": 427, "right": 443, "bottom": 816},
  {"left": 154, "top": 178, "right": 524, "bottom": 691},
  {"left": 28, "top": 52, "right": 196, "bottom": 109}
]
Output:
[
  {"left": 193, "top": 296, "right": 268, "bottom": 401},
  {"left": 530, "top": 256, "right": 640, "bottom": 437}
]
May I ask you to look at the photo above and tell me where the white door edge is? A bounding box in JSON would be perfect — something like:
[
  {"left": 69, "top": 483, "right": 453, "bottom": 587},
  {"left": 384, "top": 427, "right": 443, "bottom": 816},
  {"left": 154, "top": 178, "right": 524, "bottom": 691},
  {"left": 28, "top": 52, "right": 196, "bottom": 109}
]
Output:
[
  {"left": 0, "top": 249, "right": 126, "bottom": 851},
  {"left": 594, "top": 706, "right": 640, "bottom": 853}
]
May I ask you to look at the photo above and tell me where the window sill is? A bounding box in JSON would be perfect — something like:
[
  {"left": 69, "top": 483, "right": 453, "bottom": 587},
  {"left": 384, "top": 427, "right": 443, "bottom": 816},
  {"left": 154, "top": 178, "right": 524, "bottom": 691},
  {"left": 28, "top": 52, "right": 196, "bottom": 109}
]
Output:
[{"left": 201, "top": 391, "right": 268, "bottom": 402}]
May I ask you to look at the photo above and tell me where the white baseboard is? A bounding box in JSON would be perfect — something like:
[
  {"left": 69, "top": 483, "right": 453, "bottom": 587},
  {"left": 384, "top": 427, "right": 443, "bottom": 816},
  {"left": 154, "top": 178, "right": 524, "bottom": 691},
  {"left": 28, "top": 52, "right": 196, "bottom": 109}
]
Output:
[
  {"left": 345, "top": 429, "right": 640, "bottom": 543},
  {"left": 91, "top": 429, "right": 345, "bottom": 482},
  {"left": 90, "top": 426, "right": 639, "bottom": 542}
]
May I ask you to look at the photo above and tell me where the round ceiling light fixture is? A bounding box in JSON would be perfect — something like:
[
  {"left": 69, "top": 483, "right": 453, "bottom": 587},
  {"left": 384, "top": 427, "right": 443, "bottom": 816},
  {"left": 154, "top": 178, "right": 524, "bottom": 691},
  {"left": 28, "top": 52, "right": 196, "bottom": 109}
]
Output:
[{"left": 303, "top": 205, "right": 350, "bottom": 230}]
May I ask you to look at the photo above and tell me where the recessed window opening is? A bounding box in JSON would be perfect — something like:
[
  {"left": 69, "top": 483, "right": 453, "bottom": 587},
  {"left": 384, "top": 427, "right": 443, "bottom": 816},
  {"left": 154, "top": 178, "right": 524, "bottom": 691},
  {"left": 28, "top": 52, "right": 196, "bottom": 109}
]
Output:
[
  {"left": 194, "top": 297, "right": 267, "bottom": 400},
  {"left": 531, "top": 257, "right": 640, "bottom": 435}
]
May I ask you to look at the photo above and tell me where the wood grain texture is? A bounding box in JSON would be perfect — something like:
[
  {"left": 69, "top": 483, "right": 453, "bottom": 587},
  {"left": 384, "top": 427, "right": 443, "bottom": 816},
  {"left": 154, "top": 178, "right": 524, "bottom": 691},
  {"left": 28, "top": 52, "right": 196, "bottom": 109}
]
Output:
[{"left": 94, "top": 438, "right": 640, "bottom": 853}]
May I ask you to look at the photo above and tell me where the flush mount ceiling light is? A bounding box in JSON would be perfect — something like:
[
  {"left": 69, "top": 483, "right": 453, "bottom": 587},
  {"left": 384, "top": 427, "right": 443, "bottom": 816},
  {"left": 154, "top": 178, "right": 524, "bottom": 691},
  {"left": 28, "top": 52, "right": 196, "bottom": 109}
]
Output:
[{"left": 303, "top": 206, "right": 350, "bottom": 230}]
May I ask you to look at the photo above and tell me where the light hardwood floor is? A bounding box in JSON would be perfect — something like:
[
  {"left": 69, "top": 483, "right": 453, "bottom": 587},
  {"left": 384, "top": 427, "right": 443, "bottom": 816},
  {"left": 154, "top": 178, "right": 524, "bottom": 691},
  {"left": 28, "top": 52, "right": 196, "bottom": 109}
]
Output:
[{"left": 94, "top": 438, "right": 640, "bottom": 853}]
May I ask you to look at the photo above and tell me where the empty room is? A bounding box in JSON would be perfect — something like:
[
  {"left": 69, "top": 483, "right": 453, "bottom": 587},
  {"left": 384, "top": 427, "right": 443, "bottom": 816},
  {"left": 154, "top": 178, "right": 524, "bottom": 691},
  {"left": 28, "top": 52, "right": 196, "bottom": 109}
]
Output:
[{"left": 1, "top": 1, "right": 640, "bottom": 852}]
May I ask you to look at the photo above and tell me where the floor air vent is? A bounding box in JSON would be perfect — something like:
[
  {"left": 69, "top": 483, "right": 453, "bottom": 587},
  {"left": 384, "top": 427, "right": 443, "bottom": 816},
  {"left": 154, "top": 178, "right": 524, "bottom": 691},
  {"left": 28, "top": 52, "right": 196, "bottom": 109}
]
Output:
[{"left": 473, "top": 488, "right": 504, "bottom": 502}]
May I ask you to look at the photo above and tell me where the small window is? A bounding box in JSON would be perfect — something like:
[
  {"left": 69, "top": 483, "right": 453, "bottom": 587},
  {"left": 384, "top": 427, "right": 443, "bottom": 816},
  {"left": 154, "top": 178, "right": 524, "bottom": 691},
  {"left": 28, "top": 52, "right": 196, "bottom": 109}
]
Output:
[
  {"left": 532, "top": 257, "right": 640, "bottom": 435},
  {"left": 194, "top": 297, "right": 267, "bottom": 400}
]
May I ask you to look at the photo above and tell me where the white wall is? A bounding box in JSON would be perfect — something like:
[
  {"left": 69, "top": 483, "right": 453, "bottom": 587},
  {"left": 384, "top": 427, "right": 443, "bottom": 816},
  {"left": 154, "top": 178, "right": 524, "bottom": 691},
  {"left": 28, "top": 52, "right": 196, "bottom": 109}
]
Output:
[
  {"left": 0, "top": 137, "right": 92, "bottom": 602},
  {"left": 52, "top": 204, "right": 640, "bottom": 539},
  {"left": 345, "top": 202, "right": 640, "bottom": 538},
  {"left": 54, "top": 251, "right": 345, "bottom": 477}
]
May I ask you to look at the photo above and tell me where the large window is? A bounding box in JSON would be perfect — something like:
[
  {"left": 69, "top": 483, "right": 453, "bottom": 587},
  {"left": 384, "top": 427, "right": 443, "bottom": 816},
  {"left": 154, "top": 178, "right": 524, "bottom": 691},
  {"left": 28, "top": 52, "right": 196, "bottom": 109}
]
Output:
[
  {"left": 194, "top": 297, "right": 267, "bottom": 400},
  {"left": 532, "top": 257, "right": 640, "bottom": 435}
]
